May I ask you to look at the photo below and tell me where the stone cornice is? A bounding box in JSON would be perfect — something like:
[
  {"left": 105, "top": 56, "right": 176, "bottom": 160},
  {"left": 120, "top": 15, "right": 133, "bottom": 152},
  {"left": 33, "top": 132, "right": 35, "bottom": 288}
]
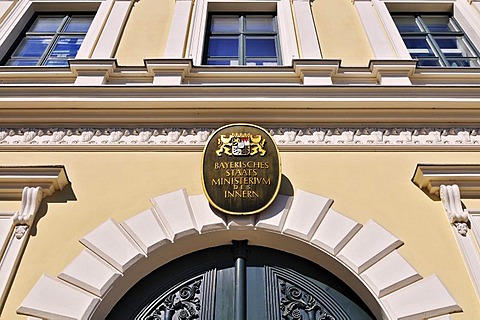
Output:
[
  {"left": 0, "top": 166, "right": 70, "bottom": 200},
  {"left": 1, "top": 127, "right": 480, "bottom": 151},
  {"left": 412, "top": 164, "right": 480, "bottom": 200}
]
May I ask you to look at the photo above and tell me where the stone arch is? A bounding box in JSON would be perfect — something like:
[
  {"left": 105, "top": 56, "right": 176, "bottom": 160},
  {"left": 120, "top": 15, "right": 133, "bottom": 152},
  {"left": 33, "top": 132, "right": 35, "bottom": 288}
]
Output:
[{"left": 18, "top": 189, "right": 461, "bottom": 319}]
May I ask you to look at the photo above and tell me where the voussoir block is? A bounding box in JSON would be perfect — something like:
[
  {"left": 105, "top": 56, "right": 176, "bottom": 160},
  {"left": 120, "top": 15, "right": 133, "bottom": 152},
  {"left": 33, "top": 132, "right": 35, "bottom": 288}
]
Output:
[
  {"left": 282, "top": 189, "right": 333, "bottom": 241},
  {"left": 121, "top": 208, "right": 172, "bottom": 254},
  {"left": 310, "top": 208, "right": 362, "bottom": 255},
  {"left": 381, "top": 275, "right": 461, "bottom": 319},
  {"left": 17, "top": 274, "right": 99, "bottom": 320},
  {"left": 151, "top": 189, "right": 199, "bottom": 241},
  {"left": 59, "top": 249, "right": 122, "bottom": 297},
  {"left": 256, "top": 195, "right": 293, "bottom": 232},
  {"left": 189, "top": 195, "right": 227, "bottom": 233},
  {"left": 361, "top": 251, "right": 422, "bottom": 298},
  {"left": 337, "top": 219, "right": 403, "bottom": 274},
  {"left": 80, "top": 218, "right": 145, "bottom": 273}
]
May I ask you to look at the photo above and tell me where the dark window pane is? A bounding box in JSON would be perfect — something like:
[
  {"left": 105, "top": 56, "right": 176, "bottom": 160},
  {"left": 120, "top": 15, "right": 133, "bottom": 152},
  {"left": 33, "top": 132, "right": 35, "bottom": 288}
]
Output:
[
  {"left": 245, "top": 37, "right": 276, "bottom": 57},
  {"left": 446, "top": 58, "right": 480, "bottom": 67},
  {"left": 245, "top": 58, "right": 278, "bottom": 66},
  {"left": 211, "top": 16, "right": 239, "bottom": 33},
  {"left": 435, "top": 37, "right": 460, "bottom": 49},
  {"left": 245, "top": 16, "right": 274, "bottom": 32},
  {"left": 44, "top": 59, "right": 69, "bottom": 66},
  {"left": 417, "top": 59, "right": 441, "bottom": 67},
  {"left": 206, "top": 59, "right": 239, "bottom": 65},
  {"left": 48, "top": 36, "right": 84, "bottom": 58},
  {"left": 11, "top": 36, "right": 52, "bottom": 57},
  {"left": 403, "top": 37, "right": 430, "bottom": 49},
  {"left": 435, "top": 36, "right": 475, "bottom": 58},
  {"left": 29, "top": 16, "right": 64, "bottom": 32},
  {"left": 422, "top": 16, "right": 455, "bottom": 32},
  {"left": 5, "top": 58, "right": 40, "bottom": 66},
  {"left": 207, "top": 37, "right": 239, "bottom": 57},
  {"left": 64, "top": 16, "right": 94, "bottom": 32},
  {"left": 393, "top": 16, "right": 420, "bottom": 32}
]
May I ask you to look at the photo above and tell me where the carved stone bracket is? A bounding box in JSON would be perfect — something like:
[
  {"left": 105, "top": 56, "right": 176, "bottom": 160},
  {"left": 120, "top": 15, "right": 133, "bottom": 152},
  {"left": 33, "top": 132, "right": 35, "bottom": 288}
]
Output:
[
  {"left": 440, "top": 184, "right": 469, "bottom": 236},
  {"left": 12, "top": 187, "right": 44, "bottom": 239}
]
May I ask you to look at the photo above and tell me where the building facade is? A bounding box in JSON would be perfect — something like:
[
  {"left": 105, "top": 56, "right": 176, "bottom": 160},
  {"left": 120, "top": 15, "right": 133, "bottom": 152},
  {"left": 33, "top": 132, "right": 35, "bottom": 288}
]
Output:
[{"left": 0, "top": 0, "right": 480, "bottom": 318}]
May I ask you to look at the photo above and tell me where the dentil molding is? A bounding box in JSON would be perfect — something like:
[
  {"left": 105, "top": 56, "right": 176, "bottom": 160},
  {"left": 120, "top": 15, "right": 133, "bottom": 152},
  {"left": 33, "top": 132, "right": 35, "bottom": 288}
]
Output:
[{"left": 1, "top": 126, "right": 480, "bottom": 150}]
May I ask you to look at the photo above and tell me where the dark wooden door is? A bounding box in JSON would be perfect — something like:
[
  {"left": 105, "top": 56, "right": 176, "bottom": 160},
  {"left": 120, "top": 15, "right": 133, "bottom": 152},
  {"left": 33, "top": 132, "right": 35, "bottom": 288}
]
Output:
[{"left": 108, "top": 242, "right": 374, "bottom": 320}]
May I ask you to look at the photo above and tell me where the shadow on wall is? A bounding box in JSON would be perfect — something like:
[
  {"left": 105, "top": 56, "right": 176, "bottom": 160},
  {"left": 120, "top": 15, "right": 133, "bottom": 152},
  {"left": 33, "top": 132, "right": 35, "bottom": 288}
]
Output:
[{"left": 31, "top": 184, "right": 77, "bottom": 236}]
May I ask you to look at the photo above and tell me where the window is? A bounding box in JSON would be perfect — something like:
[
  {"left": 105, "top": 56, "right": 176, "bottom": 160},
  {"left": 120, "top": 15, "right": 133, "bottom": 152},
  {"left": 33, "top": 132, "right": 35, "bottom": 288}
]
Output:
[
  {"left": 3, "top": 13, "right": 94, "bottom": 66},
  {"left": 203, "top": 13, "right": 281, "bottom": 66},
  {"left": 392, "top": 14, "right": 480, "bottom": 67}
]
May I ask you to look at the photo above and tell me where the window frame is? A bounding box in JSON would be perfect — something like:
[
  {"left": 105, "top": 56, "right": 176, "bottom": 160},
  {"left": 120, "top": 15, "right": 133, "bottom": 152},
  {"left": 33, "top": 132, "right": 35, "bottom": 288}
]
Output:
[
  {"left": 2, "top": 12, "right": 95, "bottom": 67},
  {"left": 202, "top": 12, "right": 282, "bottom": 66},
  {"left": 355, "top": 0, "right": 480, "bottom": 65},
  {"left": 0, "top": 0, "right": 133, "bottom": 68},
  {"left": 392, "top": 13, "right": 480, "bottom": 67},
  {"left": 187, "top": 0, "right": 300, "bottom": 67}
]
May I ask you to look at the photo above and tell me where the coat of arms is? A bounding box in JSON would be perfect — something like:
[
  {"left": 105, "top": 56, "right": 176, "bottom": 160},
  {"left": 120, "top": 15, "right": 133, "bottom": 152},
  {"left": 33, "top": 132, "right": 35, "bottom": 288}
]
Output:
[{"left": 216, "top": 133, "right": 266, "bottom": 157}]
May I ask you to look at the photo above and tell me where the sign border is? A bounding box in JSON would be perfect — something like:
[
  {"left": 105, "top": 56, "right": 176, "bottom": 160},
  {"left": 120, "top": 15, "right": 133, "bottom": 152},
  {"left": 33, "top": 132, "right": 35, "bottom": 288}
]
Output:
[{"left": 201, "top": 123, "right": 282, "bottom": 215}]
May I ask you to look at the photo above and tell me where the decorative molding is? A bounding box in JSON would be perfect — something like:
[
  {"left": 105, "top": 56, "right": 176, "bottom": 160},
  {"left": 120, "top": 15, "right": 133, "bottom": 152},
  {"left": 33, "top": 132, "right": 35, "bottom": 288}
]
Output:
[
  {"left": 0, "top": 166, "right": 70, "bottom": 200},
  {"left": 0, "top": 167, "right": 71, "bottom": 313},
  {"left": 412, "top": 164, "right": 480, "bottom": 199},
  {"left": 2, "top": 127, "right": 480, "bottom": 150},
  {"left": 440, "top": 185, "right": 469, "bottom": 236},
  {"left": 12, "top": 187, "right": 43, "bottom": 239},
  {"left": 413, "top": 166, "right": 480, "bottom": 299}
]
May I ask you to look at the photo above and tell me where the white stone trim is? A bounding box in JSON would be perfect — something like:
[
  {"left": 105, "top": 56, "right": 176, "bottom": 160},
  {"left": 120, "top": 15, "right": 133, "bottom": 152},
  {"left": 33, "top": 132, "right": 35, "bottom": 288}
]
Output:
[
  {"left": 18, "top": 188, "right": 462, "bottom": 319},
  {"left": 164, "top": 0, "right": 194, "bottom": 58},
  {"left": 361, "top": 251, "right": 422, "bottom": 298},
  {"left": 18, "top": 274, "right": 100, "bottom": 320},
  {"left": 187, "top": 0, "right": 299, "bottom": 66},
  {"left": 2, "top": 126, "right": 480, "bottom": 150},
  {"left": 412, "top": 167, "right": 480, "bottom": 300},
  {"left": 0, "top": 167, "right": 70, "bottom": 313},
  {"left": 91, "top": 0, "right": 133, "bottom": 59},
  {"left": 79, "top": 218, "right": 145, "bottom": 272},
  {"left": 291, "top": 0, "right": 321, "bottom": 58},
  {"left": 381, "top": 276, "right": 461, "bottom": 320},
  {"left": 355, "top": 0, "right": 480, "bottom": 62},
  {"left": 337, "top": 220, "right": 403, "bottom": 274},
  {"left": 453, "top": 230, "right": 480, "bottom": 298},
  {"left": 440, "top": 184, "right": 469, "bottom": 235},
  {"left": 0, "top": 0, "right": 115, "bottom": 63},
  {"left": 355, "top": 0, "right": 411, "bottom": 60}
]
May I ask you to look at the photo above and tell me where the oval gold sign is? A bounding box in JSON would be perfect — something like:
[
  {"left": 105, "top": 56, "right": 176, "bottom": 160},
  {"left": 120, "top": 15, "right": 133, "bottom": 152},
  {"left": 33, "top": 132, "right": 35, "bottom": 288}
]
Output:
[{"left": 201, "top": 124, "right": 282, "bottom": 215}]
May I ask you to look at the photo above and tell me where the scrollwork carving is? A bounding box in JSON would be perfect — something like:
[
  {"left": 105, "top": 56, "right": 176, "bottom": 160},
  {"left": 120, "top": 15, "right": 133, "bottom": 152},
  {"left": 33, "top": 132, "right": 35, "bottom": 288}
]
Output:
[
  {"left": 280, "top": 280, "right": 336, "bottom": 320},
  {"left": 440, "top": 184, "right": 469, "bottom": 236},
  {"left": 144, "top": 279, "right": 202, "bottom": 320}
]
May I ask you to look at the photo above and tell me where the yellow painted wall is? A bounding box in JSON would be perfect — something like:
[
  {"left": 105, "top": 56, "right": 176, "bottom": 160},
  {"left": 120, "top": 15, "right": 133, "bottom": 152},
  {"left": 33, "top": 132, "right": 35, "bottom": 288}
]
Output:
[
  {"left": 1, "top": 151, "right": 479, "bottom": 319},
  {"left": 311, "top": 0, "right": 374, "bottom": 66},
  {"left": 115, "top": 0, "right": 375, "bottom": 67},
  {"left": 115, "top": 0, "right": 176, "bottom": 65}
]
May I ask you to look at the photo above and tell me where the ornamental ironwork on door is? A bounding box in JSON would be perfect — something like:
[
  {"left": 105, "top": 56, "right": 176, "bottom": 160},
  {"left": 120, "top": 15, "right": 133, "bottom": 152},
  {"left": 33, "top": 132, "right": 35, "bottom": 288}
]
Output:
[{"left": 108, "top": 242, "right": 373, "bottom": 320}]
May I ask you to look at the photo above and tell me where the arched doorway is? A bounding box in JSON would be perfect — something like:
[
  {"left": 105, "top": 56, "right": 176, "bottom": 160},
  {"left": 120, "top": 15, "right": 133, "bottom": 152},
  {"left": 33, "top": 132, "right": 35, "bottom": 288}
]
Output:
[
  {"left": 108, "top": 241, "right": 374, "bottom": 320},
  {"left": 18, "top": 189, "right": 461, "bottom": 319}
]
